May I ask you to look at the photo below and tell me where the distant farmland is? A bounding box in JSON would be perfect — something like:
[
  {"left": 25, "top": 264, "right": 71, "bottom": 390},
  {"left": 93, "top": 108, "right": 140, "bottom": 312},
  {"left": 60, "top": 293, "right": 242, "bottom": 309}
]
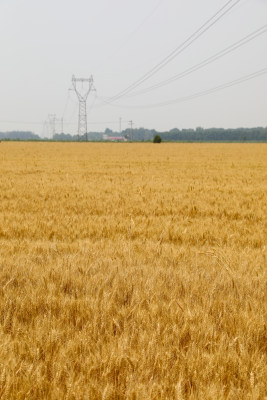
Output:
[{"left": 0, "top": 143, "right": 266, "bottom": 399}]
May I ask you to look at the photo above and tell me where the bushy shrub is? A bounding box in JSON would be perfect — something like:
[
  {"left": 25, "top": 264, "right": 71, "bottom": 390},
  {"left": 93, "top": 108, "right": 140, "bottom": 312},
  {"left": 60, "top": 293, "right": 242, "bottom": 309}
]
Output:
[{"left": 153, "top": 135, "right": 162, "bottom": 143}]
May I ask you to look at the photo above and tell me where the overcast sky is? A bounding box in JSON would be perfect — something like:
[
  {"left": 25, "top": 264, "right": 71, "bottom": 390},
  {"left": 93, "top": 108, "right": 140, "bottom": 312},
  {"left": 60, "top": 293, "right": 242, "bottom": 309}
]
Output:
[{"left": 0, "top": 0, "right": 266, "bottom": 136}]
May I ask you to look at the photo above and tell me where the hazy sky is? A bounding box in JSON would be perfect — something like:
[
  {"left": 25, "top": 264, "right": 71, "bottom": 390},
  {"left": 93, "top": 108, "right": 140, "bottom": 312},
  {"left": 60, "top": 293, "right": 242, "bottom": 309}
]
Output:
[{"left": 0, "top": 0, "right": 266, "bottom": 136}]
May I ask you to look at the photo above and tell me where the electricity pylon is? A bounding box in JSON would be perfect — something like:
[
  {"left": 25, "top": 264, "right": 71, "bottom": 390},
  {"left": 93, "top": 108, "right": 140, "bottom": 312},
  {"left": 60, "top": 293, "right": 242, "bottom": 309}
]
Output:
[
  {"left": 72, "top": 75, "right": 95, "bottom": 141},
  {"left": 48, "top": 114, "right": 56, "bottom": 139},
  {"left": 129, "top": 120, "right": 134, "bottom": 141}
]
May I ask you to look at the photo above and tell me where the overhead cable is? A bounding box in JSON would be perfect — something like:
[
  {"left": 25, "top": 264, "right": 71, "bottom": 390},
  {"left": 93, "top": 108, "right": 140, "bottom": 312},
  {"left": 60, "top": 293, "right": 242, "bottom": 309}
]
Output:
[
  {"left": 95, "top": 0, "right": 164, "bottom": 72},
  {"left": 126, "top": 24, "right": 267, "bottom": 97},
  {"left": 99, "top": 66, "right": 267, "bottom": 109},
  {"left": 106, "top": 0, "right": 242, "bottom": 103}
]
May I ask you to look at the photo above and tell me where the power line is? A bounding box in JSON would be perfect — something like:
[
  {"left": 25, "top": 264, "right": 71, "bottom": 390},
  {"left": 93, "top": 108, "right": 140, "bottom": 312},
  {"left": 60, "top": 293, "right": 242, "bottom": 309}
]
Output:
[
  {"left": 0, "top": 118, "right": 127, "bottom": 126},
  {"left": 87, "top": 91, "right": 97, "bottom": 115},
  {"left": 98, "top": 66, "right": 267, "bottom": 109},
  {"left": 126, "top": 24, "right": 267, "bottom": 97},
  {"left": 106, "top": 0, "right": 241, "bottom": 103},
  {"left": 62, "top": 90, "right": 71, "bottom": 119},
  {"left": 0, "top": 120, "right": 45, "bottom": 125},
  {"left": 95, "top": 0, "right": 164, "bottom": 72}
]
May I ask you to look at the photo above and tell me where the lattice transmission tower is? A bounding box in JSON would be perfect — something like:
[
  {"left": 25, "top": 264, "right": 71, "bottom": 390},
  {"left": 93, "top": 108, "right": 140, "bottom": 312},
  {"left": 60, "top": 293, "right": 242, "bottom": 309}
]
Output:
[
  {"left": 48, "top": 114, "right": 56, "bottom": 139},
  {"left": 72, "top": 75, "right": 95, "bottom": 141}
]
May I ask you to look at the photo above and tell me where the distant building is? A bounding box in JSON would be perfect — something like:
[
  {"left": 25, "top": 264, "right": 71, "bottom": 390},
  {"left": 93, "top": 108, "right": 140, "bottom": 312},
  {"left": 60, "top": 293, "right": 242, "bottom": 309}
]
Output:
[{"left": 103, "top": 134, "right": 127, "bottom": 142}]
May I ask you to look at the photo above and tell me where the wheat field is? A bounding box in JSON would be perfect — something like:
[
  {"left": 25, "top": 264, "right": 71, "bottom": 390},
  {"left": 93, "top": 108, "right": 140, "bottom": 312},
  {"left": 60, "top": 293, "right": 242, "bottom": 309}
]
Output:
[{"left": 0, "top": 142, "right": 266, "bottom": 399}]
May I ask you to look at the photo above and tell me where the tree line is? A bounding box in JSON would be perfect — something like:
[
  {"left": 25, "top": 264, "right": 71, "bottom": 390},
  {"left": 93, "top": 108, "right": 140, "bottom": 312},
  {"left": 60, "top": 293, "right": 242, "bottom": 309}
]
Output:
[{"left": 1, "top": 126, "right": 266, "bottom": 142}]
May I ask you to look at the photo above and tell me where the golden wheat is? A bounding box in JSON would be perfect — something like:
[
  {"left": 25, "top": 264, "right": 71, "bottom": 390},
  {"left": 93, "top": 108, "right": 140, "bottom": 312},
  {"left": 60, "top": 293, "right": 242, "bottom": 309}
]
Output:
[{"left": 0, "top": 142, "right": 266, "bottom": 399}]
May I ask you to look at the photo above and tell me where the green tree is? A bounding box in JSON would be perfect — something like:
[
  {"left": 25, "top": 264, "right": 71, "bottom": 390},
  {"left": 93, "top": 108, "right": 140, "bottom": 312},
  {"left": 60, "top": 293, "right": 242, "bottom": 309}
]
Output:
[{"left": 153, "top": 135, "right": 162, "bottom": 143}]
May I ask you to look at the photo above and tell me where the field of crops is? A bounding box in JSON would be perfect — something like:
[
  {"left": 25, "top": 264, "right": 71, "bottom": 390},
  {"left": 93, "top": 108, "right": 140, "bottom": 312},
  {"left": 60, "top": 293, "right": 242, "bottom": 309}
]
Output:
[{"left": 0, "top": 142, "right": 266, "bottom": 399}]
